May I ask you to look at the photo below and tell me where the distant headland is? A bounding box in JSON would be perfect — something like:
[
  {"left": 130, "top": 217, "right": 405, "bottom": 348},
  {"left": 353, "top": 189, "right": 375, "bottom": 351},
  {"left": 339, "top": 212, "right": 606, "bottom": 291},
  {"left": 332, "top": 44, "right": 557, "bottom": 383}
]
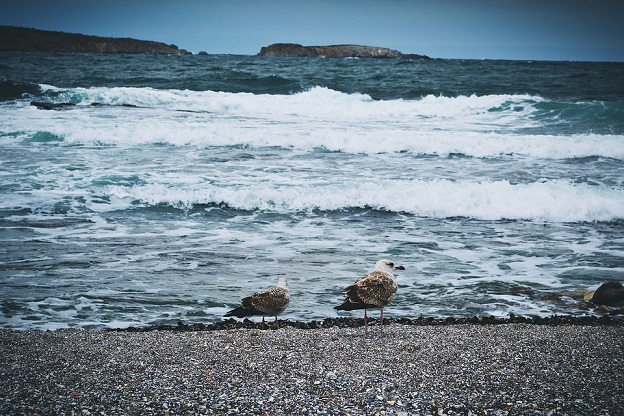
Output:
[
  {"left": 0, "top": 26, "right": 191, "bottom": 55},
  {"left": 0, "top": 27, "right": 433, "bottom": 59},
  {"left": 258, "top": 43, "right": 431, "bottom": 59}
]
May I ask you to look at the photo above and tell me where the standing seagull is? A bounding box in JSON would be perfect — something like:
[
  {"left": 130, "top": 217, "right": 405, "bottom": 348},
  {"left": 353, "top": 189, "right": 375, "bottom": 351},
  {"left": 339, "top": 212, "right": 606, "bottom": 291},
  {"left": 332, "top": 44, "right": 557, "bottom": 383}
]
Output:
[
  {"left": 224, "top": 278, "right": 289, "bottom": 329},
  {"left": 335, "top": 259, "right": 405, "bottom": 334}
]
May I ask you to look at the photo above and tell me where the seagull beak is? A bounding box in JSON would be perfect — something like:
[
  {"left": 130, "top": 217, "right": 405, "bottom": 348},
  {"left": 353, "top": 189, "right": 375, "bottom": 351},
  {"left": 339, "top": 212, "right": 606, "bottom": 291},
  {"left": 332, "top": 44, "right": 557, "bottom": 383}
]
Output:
[{"left": 395, "top": 265, "right": 405, "bottom": 270}]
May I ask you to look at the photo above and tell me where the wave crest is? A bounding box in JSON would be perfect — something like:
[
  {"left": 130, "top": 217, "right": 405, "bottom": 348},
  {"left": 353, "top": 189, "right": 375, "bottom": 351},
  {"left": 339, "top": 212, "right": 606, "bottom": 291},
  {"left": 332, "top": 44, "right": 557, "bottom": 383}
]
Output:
[
  {"left": 4, "top": 85, "right": 621, "bottom": 159},
  {"left": 107, "top": 180, "right": 624, "bottom": 222}
]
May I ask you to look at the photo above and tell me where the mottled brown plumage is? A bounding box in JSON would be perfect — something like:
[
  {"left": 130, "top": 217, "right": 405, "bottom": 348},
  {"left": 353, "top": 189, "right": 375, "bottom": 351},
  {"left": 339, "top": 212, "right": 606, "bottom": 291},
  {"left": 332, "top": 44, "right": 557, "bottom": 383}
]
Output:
[
  {"left": 335, "top": 259, "right": 405, "bottom": 334},
  {"left": 224, "top": 278, "right": 289, "bottom": 328}
]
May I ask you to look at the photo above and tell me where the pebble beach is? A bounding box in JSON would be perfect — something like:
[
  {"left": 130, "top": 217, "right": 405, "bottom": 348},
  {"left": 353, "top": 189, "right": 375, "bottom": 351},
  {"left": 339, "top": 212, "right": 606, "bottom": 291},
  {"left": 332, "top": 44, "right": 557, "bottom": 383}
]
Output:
[{"left": 1, "top": 322, "right": 623, "bottom": 415}]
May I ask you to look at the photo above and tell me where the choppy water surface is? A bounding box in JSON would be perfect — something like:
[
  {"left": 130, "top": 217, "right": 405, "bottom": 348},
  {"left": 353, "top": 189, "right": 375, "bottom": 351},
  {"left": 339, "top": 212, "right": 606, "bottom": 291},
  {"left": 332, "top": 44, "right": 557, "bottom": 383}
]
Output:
[{"left": 1, "top": 53, "right": 623, "bottom": 329}]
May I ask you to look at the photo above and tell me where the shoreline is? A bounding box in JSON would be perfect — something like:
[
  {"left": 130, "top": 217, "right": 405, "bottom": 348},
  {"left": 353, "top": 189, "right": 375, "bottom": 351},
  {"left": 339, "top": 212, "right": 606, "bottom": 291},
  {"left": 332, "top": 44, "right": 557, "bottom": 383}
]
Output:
[
  {"left": 115, "top": 314, "right": 624, "bottom": 332},
  {"left": 2, "top": 322, "right": 623, "bottom": 414}
]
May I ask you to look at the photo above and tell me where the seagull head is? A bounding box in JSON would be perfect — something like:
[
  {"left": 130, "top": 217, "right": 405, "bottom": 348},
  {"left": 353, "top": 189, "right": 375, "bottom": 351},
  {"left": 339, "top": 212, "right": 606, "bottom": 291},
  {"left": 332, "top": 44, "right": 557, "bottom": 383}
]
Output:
[{"left": 374, "top": 259, "right": 405, "bottom": 273}]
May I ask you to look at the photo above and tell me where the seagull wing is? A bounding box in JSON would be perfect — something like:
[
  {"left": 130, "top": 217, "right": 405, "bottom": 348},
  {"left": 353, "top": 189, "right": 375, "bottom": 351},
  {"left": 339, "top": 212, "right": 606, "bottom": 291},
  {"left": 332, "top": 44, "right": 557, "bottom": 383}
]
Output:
[
  {"left": 247, "top": 286, "right": 290, "bottom": 315},
  {"left": 340, "top": 271, "right": 397, "bottom": 308}
]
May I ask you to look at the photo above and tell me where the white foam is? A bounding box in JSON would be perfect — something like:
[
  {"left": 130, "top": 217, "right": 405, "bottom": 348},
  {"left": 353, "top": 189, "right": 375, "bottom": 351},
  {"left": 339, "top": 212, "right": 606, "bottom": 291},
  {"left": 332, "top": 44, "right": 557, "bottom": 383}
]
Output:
[
  {"left": 2, "top": 86, "right": 621, "bottom": 159},
  {"left": 107, "top": 179, "right": 624, "bottom": 222}
]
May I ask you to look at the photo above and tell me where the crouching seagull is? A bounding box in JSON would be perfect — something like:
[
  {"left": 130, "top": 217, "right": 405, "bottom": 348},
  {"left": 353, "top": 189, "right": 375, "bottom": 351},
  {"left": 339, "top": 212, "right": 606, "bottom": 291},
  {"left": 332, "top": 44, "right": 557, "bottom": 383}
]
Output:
[{"left": 224, "top": 278, "right": 289, "bottom": 329}]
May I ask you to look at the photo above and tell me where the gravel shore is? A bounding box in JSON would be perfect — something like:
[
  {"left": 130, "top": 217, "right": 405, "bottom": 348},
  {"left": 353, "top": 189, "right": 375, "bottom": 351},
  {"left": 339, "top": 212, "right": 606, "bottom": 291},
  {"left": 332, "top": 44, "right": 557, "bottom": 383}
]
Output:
[{"left": 1, "top": 323, "right": 623, "bottom": 415}]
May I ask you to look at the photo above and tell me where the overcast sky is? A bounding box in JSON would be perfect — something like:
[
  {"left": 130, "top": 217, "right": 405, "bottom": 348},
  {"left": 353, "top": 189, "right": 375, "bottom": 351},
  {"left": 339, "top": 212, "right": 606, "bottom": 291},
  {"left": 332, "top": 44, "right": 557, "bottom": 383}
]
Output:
[{"left": 2, "top": 0, "right": 623, "bottom": 61}]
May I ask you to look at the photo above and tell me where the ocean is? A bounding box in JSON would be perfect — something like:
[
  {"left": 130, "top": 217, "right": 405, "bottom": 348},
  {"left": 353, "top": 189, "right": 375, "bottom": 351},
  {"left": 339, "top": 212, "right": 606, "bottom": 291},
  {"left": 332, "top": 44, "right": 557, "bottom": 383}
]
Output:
[{"left": 1, "top": 52, "right": 623, "bottom": 330}]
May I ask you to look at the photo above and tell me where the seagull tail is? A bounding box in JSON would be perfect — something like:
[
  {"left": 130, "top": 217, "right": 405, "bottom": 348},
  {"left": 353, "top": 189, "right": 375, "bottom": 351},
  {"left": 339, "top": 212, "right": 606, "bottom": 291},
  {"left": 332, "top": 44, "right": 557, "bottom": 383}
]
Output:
[
  {"left": 335, "top": 285, "right": 376, "bottom": 311},
  {"left": 334, "top": 298, "right": 376, "bottom": 311},
  {"left": 224, "top": 305, "right": 261, "bottom": 318}
]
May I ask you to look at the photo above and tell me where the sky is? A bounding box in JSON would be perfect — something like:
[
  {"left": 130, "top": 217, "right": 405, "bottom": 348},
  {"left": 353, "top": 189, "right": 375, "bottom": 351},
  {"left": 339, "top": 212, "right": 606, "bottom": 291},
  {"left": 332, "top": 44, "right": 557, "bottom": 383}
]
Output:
[{"left": 2, "top": 0, "right": 624, "bottom": 62}]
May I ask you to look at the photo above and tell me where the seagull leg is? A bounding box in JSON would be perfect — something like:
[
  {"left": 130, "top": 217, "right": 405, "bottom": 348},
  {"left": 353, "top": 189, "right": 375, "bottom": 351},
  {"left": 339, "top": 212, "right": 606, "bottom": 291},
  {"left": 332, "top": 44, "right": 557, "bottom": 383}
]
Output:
[
  {"left": 364, "top": 309, "right": 369, "bottom": 335},
  {"left": 262, "top": 316, "right": 266, "bottom": 329},
  {"left": 275, "top": 316, "right": 279, "bottom": 330},
  {"left": 380, "top": 308, "right": 384, "bottom": 335}
]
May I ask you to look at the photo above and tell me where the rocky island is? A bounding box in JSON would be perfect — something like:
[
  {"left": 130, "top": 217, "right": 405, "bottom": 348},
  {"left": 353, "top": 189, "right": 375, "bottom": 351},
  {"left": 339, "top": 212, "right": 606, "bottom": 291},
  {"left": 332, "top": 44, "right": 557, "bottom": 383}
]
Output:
[
  {"left": 258, "top": 43, "right": 431, "bottom": 59},
  {"left": 0, "top": 26, "right": 191, "bottom": 55}
]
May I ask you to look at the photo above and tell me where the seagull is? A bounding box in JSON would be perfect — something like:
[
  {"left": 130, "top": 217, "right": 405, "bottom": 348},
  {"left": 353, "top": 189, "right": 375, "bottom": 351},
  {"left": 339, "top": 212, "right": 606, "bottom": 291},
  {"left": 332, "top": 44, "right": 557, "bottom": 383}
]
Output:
[
  {"left": 224, "top": 278, "right": 290, "bottom": 329},
  {"left": 335, "top": 259, "right": 405, "bottom": 334}
]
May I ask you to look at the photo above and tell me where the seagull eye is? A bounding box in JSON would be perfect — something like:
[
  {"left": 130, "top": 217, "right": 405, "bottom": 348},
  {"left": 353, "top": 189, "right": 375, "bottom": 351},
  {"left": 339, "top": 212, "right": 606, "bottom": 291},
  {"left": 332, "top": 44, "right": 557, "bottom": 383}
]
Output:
[{"left": 387, "top": 262, "right": 394, "bottom": 267}]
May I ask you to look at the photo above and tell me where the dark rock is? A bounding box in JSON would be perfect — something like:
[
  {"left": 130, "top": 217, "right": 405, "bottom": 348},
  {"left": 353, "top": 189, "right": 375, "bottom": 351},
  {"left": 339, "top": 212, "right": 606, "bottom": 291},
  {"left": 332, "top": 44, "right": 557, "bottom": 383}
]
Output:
[
  {"left": 592, "top": 281, "right": 624, "bottom": 307},
  {"left": 107, "top": 314, "right": 623, "bottom": 333},
  {"left": 258, "top": 43, "right": 431, "bottom": 60},
  {"left": 31, "top": 101, "right": 76, "bottom": 110},
  {"left": 198, "top": 51, "right": 209, "bottom": 56},
  {"left": 0, "top": 25, "right": 191, "bottom": 55},
  {"left": 31, "top": 101, "right": 139, "bottom": 110}
]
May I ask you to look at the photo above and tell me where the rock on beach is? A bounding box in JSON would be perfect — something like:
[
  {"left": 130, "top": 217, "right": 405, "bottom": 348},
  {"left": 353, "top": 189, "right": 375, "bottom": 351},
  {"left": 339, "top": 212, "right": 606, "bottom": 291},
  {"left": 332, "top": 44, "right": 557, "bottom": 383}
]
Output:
[
  {"left": 1, "top": 323, "right": 623, "bottom": 415},
  {"left": 592, "top": 281, "right": 624, "bottom": 307}
]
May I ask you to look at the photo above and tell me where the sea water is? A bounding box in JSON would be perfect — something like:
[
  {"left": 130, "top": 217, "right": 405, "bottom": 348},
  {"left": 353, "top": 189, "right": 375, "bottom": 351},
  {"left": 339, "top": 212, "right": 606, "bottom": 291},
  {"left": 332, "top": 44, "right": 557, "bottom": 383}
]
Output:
[{"left": 1, "top": 52, "right": 623, "bottom": 329}]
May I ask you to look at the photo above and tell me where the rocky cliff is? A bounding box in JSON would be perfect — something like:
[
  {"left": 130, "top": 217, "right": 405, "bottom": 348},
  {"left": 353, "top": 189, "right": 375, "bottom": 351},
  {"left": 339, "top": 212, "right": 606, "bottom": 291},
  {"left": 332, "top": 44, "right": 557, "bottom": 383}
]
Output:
[
  {"left": 258, "top": 43, "right": 430, "bottom": 59},
  {"left": 0, "top": 26, "right": 191, "bottom": 55}
]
